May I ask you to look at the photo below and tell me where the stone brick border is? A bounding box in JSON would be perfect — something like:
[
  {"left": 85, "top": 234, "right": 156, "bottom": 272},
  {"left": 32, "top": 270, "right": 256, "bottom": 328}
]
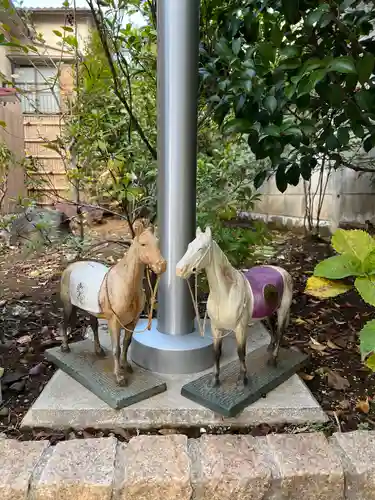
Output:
[{"left": 0, "top": 431, "right": 374, "bottom": 499}]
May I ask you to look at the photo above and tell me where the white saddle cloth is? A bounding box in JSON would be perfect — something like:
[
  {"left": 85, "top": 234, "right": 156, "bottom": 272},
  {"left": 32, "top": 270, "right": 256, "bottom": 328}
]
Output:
[{"left": 69, "top": 261, "right": 109, "bottom": 315}]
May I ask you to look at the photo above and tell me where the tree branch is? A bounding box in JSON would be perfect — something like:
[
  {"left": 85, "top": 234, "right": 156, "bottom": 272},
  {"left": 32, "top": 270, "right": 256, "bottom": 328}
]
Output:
[{"left": 86, "top": 0, "right": 157, "bottom": 160}]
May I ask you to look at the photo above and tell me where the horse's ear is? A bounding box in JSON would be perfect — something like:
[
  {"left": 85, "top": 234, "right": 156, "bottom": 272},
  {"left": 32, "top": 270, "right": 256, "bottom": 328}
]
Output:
[
  {"left": 196, "top": 226, "right": 202, "bottom": 236},
  {"left": 205, "top": 226, "right": 212, "bottom": 238},
  {"left": 134, "top": 221, "right": 145, "bottom": 237},
  {"left": 147, "top": 225, "right": 155, "bottom": 234}
]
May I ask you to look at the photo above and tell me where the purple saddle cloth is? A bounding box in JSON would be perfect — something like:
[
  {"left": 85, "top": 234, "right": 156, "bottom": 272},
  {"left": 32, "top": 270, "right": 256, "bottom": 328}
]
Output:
[{"left": 242, "top": 266, "right": 284, "bottom": 319}]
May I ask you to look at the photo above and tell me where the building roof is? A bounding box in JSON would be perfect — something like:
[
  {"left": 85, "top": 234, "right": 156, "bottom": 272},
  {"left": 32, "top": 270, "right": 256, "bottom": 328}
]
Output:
[{"left": 21, "top": 7, "right": 92, "bottom": 14}]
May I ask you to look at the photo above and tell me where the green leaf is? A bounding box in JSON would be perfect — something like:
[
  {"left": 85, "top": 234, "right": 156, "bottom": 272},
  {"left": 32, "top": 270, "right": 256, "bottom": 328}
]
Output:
[
  {"left": 263, "top": 124, "right": 280, "bottom": 137},
  {"left": 355, "top": 90, "right": 374, "bottom": 111},
  {"left": 326, "top": 134, "right": 340, "bottom": 150},
  {"left": 328, "top": 56, "right": 356, "bottom": 74},
  {"left": 355, "top": 276, "right": 375, "bottom": 307},
  {"left": 305, "top": 276, "right": 351, "bottom": 298},
  {"left": 282, "top": 0, "right": 301, "bottom": 25},
  {"left": 306, "top": 8, "right": 324, "bottom": 27},
  {"left": 258, "top": 42, "right": 275, "bottom": 63},
  {"left": 280, "top": 46, "right": 300, "bottom": 58},
  {"left": 360, "top": 319, "right": 375, "bottom": 363},
  {"left": 363, "top": 135, "right": 374, "bottom": 153},
  {"left": 300, "top": 156, "right": 313, "bottom": 180},
  {"left": 53, "top": 29, "right": 62, "bottom": 37},
  {"left": 222, "top": 118, "right": 252, "bottom": 135},
  {"left": 271, "top": 24, "right": 283, "bottom": 47},
  {"left": 337, "top": 127, "right": 350, "bottom": 146},
  {"left": 62, "top": 26, "right": 74, "bottom": 32},
  {"left": 314, "top": 254, "right": 361, "bottom": 279},
  {"left": 244, "top": 14, "right": 259, "bottom": 43},
  {"left": 332, "top": 229, "right": 375, "bottom": 262},
  {"left": 365, "top": 353, "right": 375, "bottom": 371},
  {"left": 264, "top": 95, "right": 277, "bottom": 114},
  {"left": 232, "top": 38, "right": 241, "bottom": 56},
  {"left": 309, "top": 68, "right": 326, "bottom": 88},
  {"left": 357, "top": 53, "right": 375, "bottom": 84},
  {"left": 286, "top": 163, "right": 300, "bottom": 186},
  {"left": 254, "top": 170, "right": 267, "bottom": 189},
  {"left": 284, "top": 127, "right": 303, "bottom": 139},
  {"left": 0, "top": 120, "right": 6, "bottom": 128},
  {"left": 352, "top": 123, "right": 364, "bottom": 138},
  {"left": 276, "top": 165, "right": 288, "bottom": 193},
  {"left": 65, "top": 35, "right": 78, "bottom": 48}
]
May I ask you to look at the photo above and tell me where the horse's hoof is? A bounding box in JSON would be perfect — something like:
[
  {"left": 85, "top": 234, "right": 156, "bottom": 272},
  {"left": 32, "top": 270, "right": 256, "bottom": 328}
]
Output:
[
  {"left": 116, "top": 375, "right": 128, "bottom": 387},
  {"left": 212, "top": 378, "right": 220, "bottom": 388},
  {"left": 95, "top": 348, "right": 106, "bottom": 358},
  {"left": 267, "top": 357, "right": 277, "bottom": 367},
  {"left": 61, "top": 345, "right": 70, "bottom": 353},
  {"left": 243, "top": 376, "right": 249, "bottom": 386},
  {"left": 126, "top": 364, "right": 133, "bottom": 374}
]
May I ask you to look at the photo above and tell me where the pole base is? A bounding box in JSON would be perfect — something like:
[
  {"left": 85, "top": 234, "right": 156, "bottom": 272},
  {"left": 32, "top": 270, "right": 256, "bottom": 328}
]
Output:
[{"left": 131, "top": 319, "right": 214, "bottom": 374}]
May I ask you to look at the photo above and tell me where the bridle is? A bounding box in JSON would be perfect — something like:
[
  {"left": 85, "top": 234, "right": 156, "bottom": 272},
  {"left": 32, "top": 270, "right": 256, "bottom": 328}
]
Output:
[{"left": 186, "top": 240, "right": 212, "bottom": 337}]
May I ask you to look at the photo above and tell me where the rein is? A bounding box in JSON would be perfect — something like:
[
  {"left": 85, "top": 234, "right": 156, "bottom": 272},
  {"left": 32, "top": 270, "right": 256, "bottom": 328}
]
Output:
[{"left": 104, "top": 266, "right": 160, "bottom": 334}]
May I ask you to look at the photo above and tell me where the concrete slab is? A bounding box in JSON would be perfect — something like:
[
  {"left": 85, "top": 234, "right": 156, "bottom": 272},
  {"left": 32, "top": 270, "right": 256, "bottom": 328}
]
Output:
[{"left": 21, "top": 322, "right": 327, "bottom": 430}]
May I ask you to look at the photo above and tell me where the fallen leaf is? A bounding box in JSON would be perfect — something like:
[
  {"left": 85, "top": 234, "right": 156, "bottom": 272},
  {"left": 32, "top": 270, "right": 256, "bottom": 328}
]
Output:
[
  {"left": 299, "top": 372, "right": 315, "bottom": 381},
  {"left": 309, "top": 337, "right": 327, "bottom": 352},
  {"left": 326, "top": 369, "right": 350, "bottom": 391},
  {"left": 338, "top": 399, "right": 351, "bottom": 410},
  {"left": 16, "top": 335, "right": 32, "bottom": 345},
  {"left": 294, "top": 317, "right": 307, "bottom": 325},
  {"left": 28, "top": 270, "right": 40, "bottom": 278},
  {"left": 356, "top": 398, "right": 370, "bottom": 414},
  {"left": 327, "top": 340, "right": 341, "bottom": 350},
  {"left": 305, "top": 276, "right": 351, "bottom": 299},
  {"left": 0, "top": 367, "right": 4, "bottom": 378}
]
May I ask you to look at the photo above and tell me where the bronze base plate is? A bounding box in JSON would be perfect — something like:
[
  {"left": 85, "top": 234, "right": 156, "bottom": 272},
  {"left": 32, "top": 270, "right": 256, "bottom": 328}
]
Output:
[
  {"left": 45, "top": 339, "right": 167, "bottom": 410},
  {"left": 181, "top": 345, "right": 308, "bottom": 417}
]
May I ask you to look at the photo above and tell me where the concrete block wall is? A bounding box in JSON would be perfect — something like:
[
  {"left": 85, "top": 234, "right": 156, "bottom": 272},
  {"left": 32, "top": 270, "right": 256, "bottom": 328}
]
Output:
[
  {"left": 252, "top": 166, "right": 375, "bottom": 232},
  {"left": 1, "top": 431, "right": 375, "bottom": 499}
]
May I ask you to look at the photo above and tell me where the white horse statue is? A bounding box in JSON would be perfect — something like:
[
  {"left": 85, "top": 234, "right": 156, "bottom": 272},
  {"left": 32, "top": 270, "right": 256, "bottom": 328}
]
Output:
[
  {"left": 59, "top": 223, "right": 167, "bottom": 386},
  {"left": 176, "top": 226, "right": 293, "bottom": 387}
]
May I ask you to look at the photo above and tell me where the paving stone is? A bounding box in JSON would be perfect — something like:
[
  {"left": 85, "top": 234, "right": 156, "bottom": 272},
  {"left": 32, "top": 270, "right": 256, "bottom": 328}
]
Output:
[
  {"left": 117, "top": 434, "right": 191, "bottom": 500},
  {"left": 266, "top": 432, "right": 344, "bottom": 500},
  {"left": 331, "top": 431, "right": 375, "bottom": 500},
  {"left": 0, "top": 439, "right": 49, "bottom": 500},
  {"left": 32, "top": 437, "right": 117, "bottom": 500},
  {"left": 190, "top": 435, "right": 271, "bottom": 500}
]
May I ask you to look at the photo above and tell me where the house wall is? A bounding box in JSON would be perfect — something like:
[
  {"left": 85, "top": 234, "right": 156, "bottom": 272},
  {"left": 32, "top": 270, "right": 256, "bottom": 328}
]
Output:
[
  {"left": 0, "top": 101, "right": 26, "bottom": 214},
  {"left": 31, "top": 11, "right": 92, "bottom": 52},
  {"left": 11, "top": 10, "right": 93, "bottom": 205}
]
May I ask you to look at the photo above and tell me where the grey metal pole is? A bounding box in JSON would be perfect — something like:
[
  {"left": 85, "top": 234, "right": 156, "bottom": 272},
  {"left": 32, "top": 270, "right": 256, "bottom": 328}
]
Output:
[
  {"left": 131, "top": 0, "right": 213, "bottom": 374},
  {"left": 157, "top": 0, "right": 198, "bottom": 335}
]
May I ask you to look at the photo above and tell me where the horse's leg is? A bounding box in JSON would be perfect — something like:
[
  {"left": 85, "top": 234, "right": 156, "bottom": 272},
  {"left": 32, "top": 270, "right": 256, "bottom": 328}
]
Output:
[
  {"left": 212, "top": 325, "right": 222, "bottom": 387},
  {"left": 90, "top": 315, "right": 105, "bottom": 357},
  {"left": 235, "top": 318, "right": 249, "bottom": 386},
  {"left": 265, "top": 314, "right": 277, "bottom": 352},
  {"left": 60, "top": 302, "right": 77, "bottom": 353},
  {"left": 121, "top": 320, "right": 136, "bottom": 374},
  {"left": 108, "top": 316, "right": 126, "bottom": 386},
  {"left": 269, "top": 271, "right": 293, "bottom": 366}
]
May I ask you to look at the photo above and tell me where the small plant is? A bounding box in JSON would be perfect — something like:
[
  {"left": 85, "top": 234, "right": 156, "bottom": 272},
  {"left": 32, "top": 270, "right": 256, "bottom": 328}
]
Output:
[{"left": 305, "top": 229, "right": 375, "bottom": 371}]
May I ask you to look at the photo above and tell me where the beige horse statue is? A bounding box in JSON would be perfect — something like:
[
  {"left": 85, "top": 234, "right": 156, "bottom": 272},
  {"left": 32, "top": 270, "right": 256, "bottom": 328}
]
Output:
[
  {"left": 60, "top": 223, "right": 167, "bottom": 386},
  {"left": 176, "top": 226, "right": 293, "bottom": 387}
]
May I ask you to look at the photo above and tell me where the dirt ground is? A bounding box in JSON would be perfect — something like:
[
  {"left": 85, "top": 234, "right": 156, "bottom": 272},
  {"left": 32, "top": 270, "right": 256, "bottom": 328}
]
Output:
[{"left": 0, "top": 217, "right": 374, "bottom": 442}]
